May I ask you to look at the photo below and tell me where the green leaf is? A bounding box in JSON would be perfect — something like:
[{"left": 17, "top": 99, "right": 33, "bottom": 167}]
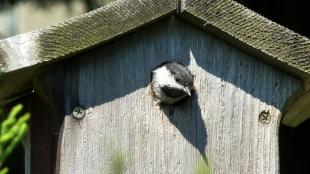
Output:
[
  {"left": 0, "top": 167, "right": 8, "bottom": 174},
  {"left": 1, "top": 104, "right": 23, "bottom": 135},
  {"left": 196, "top": 160, "right": 212, "bottom": 174},
  {"left": 111, "top": 151, "right": 126, "bottom": 174},
  {"left": 0, "top": 104, "right": 30, "bottom": 170}
]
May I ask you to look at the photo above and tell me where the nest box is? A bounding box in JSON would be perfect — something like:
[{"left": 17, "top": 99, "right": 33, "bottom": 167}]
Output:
[{"left": 0, "top": 0, "right": 309, "bottom": 173}]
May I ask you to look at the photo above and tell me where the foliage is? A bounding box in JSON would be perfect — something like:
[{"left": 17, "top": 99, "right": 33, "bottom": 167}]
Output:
[
  {"left": 196, "top": 159, "right": 212, "bottom": 174},
  {"left": 111, "top": 151, "right": 126, "bottom": 174},
  {"left": 0, "top": 104, "right": 30, "bottom": 174}
]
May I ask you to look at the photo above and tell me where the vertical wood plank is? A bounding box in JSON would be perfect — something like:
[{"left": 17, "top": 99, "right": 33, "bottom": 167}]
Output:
[
  {"left": 24, "top": 131, "right": 31, "bottom": 174},
  {"left": 34, "top": 17, "right": 302, "bottom": 174},
  {"left": 27, "top": 94, "right": 62, "bottom": 174}
]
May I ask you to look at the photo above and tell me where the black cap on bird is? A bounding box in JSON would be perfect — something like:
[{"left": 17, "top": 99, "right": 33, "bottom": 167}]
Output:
[{"left": 151, "top": 61, "right": 194, "bottom": 105}]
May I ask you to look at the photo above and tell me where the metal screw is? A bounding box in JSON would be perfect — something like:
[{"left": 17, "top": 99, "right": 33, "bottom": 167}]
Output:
[
  {"left": 259, "top": 110, "right": 271, "bottom": 125},
  {"left": 72, "top": 106, "right": 86, "bottom": 119}
]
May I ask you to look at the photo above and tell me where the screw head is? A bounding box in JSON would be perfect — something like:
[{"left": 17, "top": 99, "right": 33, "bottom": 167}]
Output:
[
  {"left": 72, "top": 106, "right": 86, "bottom": 119},
  {"left": 259, "top": 110, "right": 271, "bottom": 125}
]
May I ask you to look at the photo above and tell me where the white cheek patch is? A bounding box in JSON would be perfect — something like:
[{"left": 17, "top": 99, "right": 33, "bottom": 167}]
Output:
[
  {"left": 153, "top": 66, "right": 182, "bottom": 89},
  {"left": 151, "top": 65, "right": 191, "bottom": 104}
]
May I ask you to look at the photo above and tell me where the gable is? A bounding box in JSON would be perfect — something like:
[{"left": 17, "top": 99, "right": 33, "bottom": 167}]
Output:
[{"left": 38, "top": 16, "right": 302, "bottom": 112}]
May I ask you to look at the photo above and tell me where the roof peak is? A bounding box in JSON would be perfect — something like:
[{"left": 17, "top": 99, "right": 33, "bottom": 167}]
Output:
[{"left": 1, "top": 0, "right": 309, "bottom": 78}]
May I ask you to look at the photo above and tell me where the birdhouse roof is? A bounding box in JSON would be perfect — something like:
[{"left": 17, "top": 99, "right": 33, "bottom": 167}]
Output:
[{"left": 1, "top": 0, "right": 309, "bottom": 126}]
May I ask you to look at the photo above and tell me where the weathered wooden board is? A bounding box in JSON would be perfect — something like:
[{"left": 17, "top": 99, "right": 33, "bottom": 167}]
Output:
[
  {"left": 180, "top": 0, "right": 310, "bottom": 79},
  {"left": 33, "top": 17, "right": 301, "bottom": 174},
  {"left": 0, "top": 0, "right": 176, "bottom": 104}
]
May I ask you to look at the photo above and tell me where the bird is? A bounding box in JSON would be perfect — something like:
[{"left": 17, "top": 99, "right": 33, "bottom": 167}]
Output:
[{"left": 151, "top": 61, "right": 194, "bottom": 105}]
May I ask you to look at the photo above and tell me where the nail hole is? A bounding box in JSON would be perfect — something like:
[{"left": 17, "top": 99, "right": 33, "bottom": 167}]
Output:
[{"left": 259, "top": 110, "right": 271, "bottom": 125}]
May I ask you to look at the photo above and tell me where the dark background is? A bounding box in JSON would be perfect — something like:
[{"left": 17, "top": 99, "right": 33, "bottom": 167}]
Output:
[{"left": 236, "top": 0, "right": 309, "bottom": 38}]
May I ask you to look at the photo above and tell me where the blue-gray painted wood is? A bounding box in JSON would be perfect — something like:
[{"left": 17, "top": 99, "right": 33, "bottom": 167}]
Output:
[{"left": 34, "top": 16, "right": 301, "bottom": 174}]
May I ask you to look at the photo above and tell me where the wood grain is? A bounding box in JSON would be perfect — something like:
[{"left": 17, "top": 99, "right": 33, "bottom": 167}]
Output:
[
  {"left": 34, "top": 17, "right": 301, "bottom": 174},
  {"left": 282, "top": 90, "right": 310, "bottom": 127},
  {"left": 0, "top": 0, "right": 176, "bottom": 103},
  {"left": 179, "top": 0, "right": 310, "bottom": 127},
  {"left": 180, "top": 0, "right": 310, "bottom": 79}
]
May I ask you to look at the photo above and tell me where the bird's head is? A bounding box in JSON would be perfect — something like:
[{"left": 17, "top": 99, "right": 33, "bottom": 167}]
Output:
[{"left": 151, "top": 61, "right": 194, "bottom": 105}]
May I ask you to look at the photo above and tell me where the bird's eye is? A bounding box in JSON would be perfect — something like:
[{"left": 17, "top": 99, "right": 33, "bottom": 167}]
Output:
[{"left": 175, "top": 77, "right": 181, "bottom": 82}]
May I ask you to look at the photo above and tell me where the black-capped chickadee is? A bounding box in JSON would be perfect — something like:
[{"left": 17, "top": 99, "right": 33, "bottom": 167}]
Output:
[{"left": 151, "top": 61, "right": 194, "bottom": 105}]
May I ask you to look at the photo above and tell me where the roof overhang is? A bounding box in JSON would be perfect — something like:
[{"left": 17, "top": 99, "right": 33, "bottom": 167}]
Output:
[{"left": 1, "top": 0, "right": 309, "bottom": 127}]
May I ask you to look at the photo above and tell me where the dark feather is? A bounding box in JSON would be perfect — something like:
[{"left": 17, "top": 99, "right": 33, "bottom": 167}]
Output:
[
  {"left": 161, "top": 86, "right": 186, "bottom": 97},
  {"left": 165, "top": 62, "right": 193, "bottom": 87}
]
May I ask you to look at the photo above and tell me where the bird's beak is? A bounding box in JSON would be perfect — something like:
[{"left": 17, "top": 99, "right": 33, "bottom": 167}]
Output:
[{"left": 184, "top": 87, "right": 191, "bottom": 96}]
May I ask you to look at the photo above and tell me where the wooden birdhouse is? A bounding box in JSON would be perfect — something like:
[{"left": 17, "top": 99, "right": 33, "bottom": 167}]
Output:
[{"left": 1, "top": 0, "right": 309, "bottom": 173}]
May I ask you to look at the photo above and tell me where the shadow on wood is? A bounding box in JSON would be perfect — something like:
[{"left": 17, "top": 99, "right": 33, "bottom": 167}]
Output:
[{"left": 162, "top": 90, "right": 208, "bottom": 164}]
